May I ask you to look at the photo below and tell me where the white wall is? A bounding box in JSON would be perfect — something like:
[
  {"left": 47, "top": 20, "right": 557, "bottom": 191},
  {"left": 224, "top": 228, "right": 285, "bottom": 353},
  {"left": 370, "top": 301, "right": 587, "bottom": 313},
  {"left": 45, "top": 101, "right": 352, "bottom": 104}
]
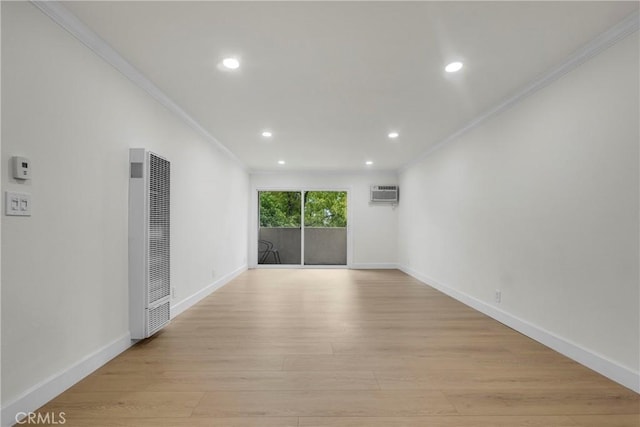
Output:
[
  {"left": 0, "top": 0, "right": 3, "bottom": 415},
  {"left": 399, "top": 32, "right": 639, "bottom": 389},
  {"left": 1, "top": 0, "right": 249, "bottom": 416},
  {"left": 250, "top": 172, "right": 398, "bottom": 268}
]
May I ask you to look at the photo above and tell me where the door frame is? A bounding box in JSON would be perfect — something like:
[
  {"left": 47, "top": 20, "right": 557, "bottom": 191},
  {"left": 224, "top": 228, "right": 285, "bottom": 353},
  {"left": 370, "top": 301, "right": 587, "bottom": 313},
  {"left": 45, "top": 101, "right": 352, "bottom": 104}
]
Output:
[{"left": 250, "top": 187, "right": 352, "bottom": 268}]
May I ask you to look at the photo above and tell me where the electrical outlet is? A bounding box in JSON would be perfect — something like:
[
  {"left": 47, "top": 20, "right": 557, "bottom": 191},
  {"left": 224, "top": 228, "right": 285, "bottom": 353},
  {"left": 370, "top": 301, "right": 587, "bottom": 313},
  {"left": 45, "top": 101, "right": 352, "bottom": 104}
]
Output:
[
  {"left": 495, "top": 289, "right": 502, "bottom": 304},
  {"left": 171, "top": 287, "right": 176, "bottom": 298}
]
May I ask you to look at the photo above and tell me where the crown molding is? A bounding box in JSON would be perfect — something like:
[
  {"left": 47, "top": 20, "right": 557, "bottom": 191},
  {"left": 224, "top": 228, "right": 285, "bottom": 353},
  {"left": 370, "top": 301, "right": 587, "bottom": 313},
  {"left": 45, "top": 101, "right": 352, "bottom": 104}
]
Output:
[
  {"left": 30, "top": 0, "right": 246, "bottom": 170},
  {"left": 401, "top": 10, "right": 640, "bottom": 172}
]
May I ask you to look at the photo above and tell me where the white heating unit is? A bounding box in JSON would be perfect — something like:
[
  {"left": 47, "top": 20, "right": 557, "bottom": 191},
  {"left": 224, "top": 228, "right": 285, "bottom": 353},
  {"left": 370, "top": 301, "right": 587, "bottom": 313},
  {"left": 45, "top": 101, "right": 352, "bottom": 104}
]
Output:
[
  {"left": 129, "top": 148, "right": 171, "bottom": 339},
  {"left": 370, "top": 185, "right": 399, "bottom": 203}
]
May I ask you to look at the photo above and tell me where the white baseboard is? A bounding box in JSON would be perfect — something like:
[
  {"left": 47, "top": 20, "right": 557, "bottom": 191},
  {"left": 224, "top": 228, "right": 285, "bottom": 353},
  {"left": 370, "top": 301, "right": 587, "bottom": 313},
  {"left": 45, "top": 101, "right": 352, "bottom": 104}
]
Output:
[
  {"left": 1, "top": 333, "right": 132, "bottom": 427},
  {"left": 350, "top": 263, "right": 398, "bottom": 270},
  {"left": 400, "top": 265, "right": 640, "bottom": 394},
  {"left": 171, "top": 264, "right": 247, "bottom": 318}
]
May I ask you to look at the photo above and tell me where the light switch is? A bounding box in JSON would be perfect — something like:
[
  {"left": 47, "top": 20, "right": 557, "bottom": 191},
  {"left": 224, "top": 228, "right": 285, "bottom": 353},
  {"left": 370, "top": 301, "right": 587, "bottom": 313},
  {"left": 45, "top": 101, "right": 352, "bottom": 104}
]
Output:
[{"left": 5, "top": 191, "right": 31, "bottom": 216}]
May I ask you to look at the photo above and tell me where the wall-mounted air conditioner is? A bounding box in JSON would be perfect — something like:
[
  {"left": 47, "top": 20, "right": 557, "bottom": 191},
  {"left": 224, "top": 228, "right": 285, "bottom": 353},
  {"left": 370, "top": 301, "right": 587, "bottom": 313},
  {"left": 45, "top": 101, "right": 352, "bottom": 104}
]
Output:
[
  {"left": 129, "top": 148, "right": 171, "bottom": 339},
  {"left": 370, "top": 185, "right": 399, "bottom": 204}
]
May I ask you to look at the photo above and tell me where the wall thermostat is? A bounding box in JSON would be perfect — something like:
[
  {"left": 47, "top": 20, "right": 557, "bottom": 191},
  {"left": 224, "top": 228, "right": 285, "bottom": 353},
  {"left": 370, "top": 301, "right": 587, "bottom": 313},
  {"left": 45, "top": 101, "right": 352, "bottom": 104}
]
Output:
[{"left": 12, "top": 156, "right": 31, "bottom": 180}]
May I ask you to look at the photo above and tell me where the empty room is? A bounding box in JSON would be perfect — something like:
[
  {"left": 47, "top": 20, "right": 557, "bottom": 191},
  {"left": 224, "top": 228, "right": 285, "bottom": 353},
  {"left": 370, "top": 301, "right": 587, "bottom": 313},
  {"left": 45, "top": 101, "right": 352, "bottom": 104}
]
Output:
[{"left": 1, "top": 1, "right": 639, "bottom": 426}]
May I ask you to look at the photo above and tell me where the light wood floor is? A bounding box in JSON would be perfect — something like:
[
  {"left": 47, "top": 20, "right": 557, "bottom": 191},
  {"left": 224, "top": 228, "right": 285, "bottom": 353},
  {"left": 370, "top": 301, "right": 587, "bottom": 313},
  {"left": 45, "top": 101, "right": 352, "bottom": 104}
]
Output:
[{"left": 35, "top": 269, "right": 639, "bottom": 426}]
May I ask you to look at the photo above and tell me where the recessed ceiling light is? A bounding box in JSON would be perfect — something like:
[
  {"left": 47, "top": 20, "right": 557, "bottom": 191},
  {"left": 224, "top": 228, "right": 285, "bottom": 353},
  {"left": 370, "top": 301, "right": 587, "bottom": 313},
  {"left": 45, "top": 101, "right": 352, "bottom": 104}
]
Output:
[
  {"left": 388, "top": 132, "right": 399, "bottom": 139},
  {"left": 261, "top": 131, "right": 272, "bottom": 138},
  {"left": 365, "top": 161, "right": 373, "bottom": 166},
  {"left": 222, "top": 57, "right": 240, "bottom": 70},
  {"left": 445, "top": 61, "right": 463, "bottom": 73},
  {"left": 277, "top": 160, "right": 285, "bottom": 165}
]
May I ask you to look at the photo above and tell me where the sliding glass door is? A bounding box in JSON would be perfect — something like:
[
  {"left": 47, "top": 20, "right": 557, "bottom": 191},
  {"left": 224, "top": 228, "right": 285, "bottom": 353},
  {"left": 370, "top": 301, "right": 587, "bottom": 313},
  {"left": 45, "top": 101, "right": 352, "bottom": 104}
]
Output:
[
  {"left": 257, "top": 190, "right": 347, "bottom": 266},
  {"left": 304, "top": 191, "right": 347, "bottom": 265}
]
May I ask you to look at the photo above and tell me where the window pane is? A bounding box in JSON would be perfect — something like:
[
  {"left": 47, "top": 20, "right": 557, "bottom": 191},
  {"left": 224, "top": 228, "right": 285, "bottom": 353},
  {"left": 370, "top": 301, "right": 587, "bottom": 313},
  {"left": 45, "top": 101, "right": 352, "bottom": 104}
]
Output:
[
  {"left": 304, "top": 191, "right": 347, "bottom": 265},
  {"left": 304, "top": 191, "right": 347, "bottom": 227},
  {"left": 259, "top": 191, "right": 301, "bottom": 227},
  {"left": 258, "top": 191, "right": 301, "bottom": 264}
]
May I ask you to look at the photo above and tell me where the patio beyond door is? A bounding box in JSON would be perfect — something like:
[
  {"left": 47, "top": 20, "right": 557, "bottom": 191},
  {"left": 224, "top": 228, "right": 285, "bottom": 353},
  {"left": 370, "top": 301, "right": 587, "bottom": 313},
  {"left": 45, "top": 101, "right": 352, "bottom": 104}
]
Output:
[{"left": 258, "top": 190, "right": 347, "bottom": 266}]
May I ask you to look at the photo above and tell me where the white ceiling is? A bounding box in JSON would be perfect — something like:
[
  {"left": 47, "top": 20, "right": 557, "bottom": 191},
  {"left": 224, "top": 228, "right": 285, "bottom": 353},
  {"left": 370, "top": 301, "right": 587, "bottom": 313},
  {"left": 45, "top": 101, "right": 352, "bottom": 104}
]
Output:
[{"left": 61, "top": 1, "right": 638, "bottom": 172}]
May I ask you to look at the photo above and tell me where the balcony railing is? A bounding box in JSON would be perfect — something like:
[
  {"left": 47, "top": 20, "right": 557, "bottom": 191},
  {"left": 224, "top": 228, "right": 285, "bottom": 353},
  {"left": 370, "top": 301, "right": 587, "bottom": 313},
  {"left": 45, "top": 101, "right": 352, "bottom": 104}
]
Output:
[{"left": 259, "top": 227, "right": 346, "bottom": 265}]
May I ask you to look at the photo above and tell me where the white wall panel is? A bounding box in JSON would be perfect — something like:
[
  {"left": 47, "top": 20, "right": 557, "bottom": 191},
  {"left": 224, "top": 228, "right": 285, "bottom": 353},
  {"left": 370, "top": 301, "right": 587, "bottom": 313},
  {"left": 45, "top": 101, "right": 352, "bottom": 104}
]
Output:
[
  {"left": 1, "top": 1, "right": 249, "bottom": 410},
  {"left": 399, "top": 32, "right": 639, "bottom": 382}
]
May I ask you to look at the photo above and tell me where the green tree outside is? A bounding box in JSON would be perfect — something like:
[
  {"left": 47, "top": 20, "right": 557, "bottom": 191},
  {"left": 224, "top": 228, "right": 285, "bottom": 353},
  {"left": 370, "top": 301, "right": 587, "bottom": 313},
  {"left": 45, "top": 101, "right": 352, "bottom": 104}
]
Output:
[
  {"left": 304, "top": 191, "right": 347, "bottom": 227},
  {"left": 259, "top": 191, "right": 301, "bottom": 227},
  {"left": 259, "top": 191, "right": 347, "bottom": 228}
]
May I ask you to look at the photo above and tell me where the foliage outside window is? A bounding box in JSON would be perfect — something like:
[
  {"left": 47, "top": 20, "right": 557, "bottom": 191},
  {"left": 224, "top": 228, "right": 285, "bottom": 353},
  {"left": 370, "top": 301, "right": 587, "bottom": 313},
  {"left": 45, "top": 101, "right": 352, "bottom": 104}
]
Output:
[
  {"left": 304, "top": 191, "right": 347, "bottom": 227},
  {"left": 259, "top": 191, "right": 347, "bottom": 228},
  {"left": 259, "top": 192, "right": 301, "bottom": 227}
]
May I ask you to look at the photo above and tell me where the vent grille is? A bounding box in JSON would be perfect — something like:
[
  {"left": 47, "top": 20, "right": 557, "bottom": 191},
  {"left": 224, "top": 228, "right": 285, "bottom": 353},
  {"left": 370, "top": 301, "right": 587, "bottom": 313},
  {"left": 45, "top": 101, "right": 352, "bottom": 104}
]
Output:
[
  {"left": 148, "top": 301, "right": 170, "bottom": 336},
  {"left": 148, "top": 153, "right": 170, "bottom": 305},
  {"left": 372, "top": 191, "right": 397, "bottom": 200}
]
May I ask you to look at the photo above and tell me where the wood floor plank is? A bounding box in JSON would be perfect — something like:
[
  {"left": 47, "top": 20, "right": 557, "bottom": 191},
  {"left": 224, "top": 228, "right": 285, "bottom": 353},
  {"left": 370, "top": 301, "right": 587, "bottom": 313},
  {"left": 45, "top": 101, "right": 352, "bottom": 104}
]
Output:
[
  {"left": 298, "top": 415, "right": 579, "bottom": 426},
  {"left": 129, "top": 341, "right": 334, "bottom": 355},
  {"left": 374, "top": 367, "right": 620, "bottom": 391},
  {"left": 100, "top": 355, "right": 285, "bottom": 373},
  {"left": 192, "top": 390, "right": 457, "bottom": 417},
  {"left": 331, "top": 340, "right": 512, "bottom": 356},
  {"left": 143, "top": 370, "right": 380, "bottom": 392},
  {"left": 71, "top": 370, "right": 379, "bottom": 393},
  {"left": 70, "top": 373, "right": 156, "bottom": 392},
  {"left": 62, "top": 417, "right": 299, "bottom": 426},
  {"left": 283, "top": 354, "right": 468, "bottom": 371},
  {"left": 38, "top": 391, "right": 204, "bottom": 418},
  {"left": 26, "top": 269, "right": 638, "bottom": 426},
  {"left": 569, "top": 414, "right": 640, "bottom": 426},
  {"left": 444, "top": 388, "right": 640, "bottom": 415}
]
